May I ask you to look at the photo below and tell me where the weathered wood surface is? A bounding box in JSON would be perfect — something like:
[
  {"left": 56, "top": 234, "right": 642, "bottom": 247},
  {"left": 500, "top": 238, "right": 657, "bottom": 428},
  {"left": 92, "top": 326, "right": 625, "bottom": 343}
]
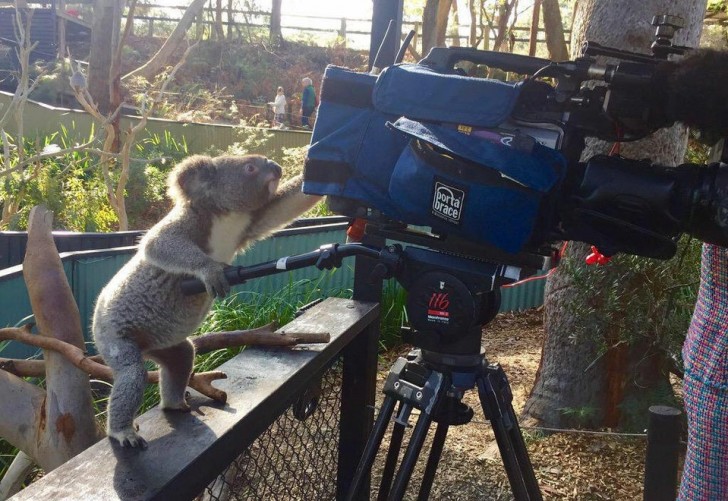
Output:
[{"left": 11, "top": 297, "right": 379, "bottom": 501}]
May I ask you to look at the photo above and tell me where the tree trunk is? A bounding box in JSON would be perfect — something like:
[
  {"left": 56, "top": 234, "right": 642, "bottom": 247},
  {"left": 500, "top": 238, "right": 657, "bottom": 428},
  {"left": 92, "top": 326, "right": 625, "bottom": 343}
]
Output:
[
  {"left": 0, "top": 207, "right": 102, "bottom": 472},
  {"left": 123, "top": 0, "right": 207, "bottom": 81},
  {"left": 491, "top": 0, "right": 516, "bottom": 52},
  {"left": 0, "top": 451, "right": 34, "bottom": 499},
  {"left": 468, "top": 0, "right": 477, "bottom": 47},
  {"left": 528, "top": 0, "right": 541, "bottom": 56},
  {"left": 541, "top": 0, "right": 568, "bottom": 60},
  {"left": 270, "top": 0, "right": 283, "bottom": 46},
  {"left": 87, "top": 0, "right": 116, "bottom": 114},
  {"left": 435, "top": 0, "right": 453, "bottom": 47},
  {"left": 226, "top": 0, "right": 233, "bottom": 39},
  {"left": 23, "top": 206, "right": 103, "bottom": 468},
  {"left": 448, "top": 0, "right": 459, "bottom": 47},
  {"left": 522, "top": 0, "right": 706, "bottom": 429},
  {"left": 214, "top": 0, "right": 225, "bottom": 40},
  {"left": 421, "top": 0, "right": 439, "bottom": 56}
]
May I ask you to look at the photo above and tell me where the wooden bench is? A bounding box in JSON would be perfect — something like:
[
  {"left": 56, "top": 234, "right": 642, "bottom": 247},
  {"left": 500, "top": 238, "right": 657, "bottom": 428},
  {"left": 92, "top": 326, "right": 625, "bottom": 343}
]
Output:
[{"left": 11, "top": 297, "right": 379, "bottom": 500}]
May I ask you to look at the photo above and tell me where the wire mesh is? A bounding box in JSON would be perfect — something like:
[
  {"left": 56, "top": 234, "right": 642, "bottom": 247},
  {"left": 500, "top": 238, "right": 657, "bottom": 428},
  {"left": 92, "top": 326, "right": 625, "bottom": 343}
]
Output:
[{"left": 201, "top": 359, "right": 343, "bottom": 501}]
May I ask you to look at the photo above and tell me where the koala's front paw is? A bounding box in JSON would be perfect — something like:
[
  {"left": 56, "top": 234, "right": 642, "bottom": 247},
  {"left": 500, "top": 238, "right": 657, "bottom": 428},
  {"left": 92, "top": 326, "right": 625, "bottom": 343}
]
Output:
[
  {"left": 108, "top": 427, "right": 148, "bottom": 449},
  {"left": 201, "top": 262, "right": 230, "bottom": 298}
]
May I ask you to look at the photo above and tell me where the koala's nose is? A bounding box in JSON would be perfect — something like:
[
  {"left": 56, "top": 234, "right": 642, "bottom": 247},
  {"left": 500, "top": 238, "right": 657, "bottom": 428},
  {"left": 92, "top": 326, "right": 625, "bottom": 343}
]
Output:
[{"left": 267, "top": 160, "right": 282, "bottom": 179}]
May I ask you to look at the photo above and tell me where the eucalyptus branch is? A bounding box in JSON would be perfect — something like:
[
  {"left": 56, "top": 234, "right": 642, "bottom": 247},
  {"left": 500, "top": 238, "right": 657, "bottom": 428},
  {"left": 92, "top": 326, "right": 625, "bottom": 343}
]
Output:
[
  {"left": 0, "top": 139, "right": 97, "bottom": 177},
  {"left": 157, "top": 41, "right": 199, "bottom": 102},
  {"left": 0, "top": 322, "right": 330, "bottom": 373},
  {"left": 117, "top": 0, "right": 138, "bottom": 64},
  {"left": 0, "top": 128, "right": 11, "bottom": 170},
  {"left": 0, "top": 326, "right": 227, "bottom": 402}
]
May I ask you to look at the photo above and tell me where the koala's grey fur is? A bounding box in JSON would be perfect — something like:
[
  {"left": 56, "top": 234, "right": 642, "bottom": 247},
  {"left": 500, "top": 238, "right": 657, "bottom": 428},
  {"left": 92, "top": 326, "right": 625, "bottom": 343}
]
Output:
[{"left": 92, "top": 154, "right": 320, "bottom": 449}]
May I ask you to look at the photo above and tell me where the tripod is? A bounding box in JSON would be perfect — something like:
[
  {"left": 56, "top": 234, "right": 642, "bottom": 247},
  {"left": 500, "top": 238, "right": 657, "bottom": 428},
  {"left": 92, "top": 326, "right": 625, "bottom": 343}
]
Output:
[
  {"left": 178, "top": 240, "right": 546, "bottom": 500},
  {"left": 345, "top": 324, "right": 543, "bottom": 501}
]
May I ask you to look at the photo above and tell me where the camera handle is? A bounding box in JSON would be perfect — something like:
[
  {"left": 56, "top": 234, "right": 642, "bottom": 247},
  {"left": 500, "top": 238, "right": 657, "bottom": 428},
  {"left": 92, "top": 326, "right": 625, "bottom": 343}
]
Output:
[{"left": 180, "top": 243, "right": 388, "bottom": 296}]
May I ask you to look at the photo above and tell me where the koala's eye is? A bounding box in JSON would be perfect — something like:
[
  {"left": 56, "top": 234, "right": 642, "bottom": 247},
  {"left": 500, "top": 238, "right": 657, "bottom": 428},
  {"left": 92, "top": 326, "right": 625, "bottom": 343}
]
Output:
[{"left": 244, "top": 163, "right": 258, "bottom": 174}]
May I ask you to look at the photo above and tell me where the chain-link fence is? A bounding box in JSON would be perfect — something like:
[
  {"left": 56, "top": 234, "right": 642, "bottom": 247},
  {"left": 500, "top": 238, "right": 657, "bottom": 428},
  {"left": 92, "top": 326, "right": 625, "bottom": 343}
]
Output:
[{"left": 200, "top": 359, "right": 343, "bottom": 501}]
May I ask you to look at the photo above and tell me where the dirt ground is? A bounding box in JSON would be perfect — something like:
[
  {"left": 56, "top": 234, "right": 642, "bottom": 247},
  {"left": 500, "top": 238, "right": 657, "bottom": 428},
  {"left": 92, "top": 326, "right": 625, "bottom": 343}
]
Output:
[{"left": 371, "top": 308, "right": 648, "bottom": 500}]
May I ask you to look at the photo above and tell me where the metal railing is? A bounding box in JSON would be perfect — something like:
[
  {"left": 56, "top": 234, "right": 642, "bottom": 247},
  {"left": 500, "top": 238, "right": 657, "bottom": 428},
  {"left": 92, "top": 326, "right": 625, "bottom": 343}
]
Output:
[{"left": 10, "top": 297, "right": 381, "bottom": 501}]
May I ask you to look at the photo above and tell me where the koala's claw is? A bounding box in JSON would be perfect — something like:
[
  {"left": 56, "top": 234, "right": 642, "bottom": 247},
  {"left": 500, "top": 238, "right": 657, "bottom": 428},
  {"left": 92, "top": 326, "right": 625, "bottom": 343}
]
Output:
[
  {"left": 202, "top": 263, "right": 230, "bottom": 298},
  {"left": 108, "top": 427, "right": 148, "bottom": 450},
  {"left": 162, "top": 400, "right": 192, "bottom": 412}
]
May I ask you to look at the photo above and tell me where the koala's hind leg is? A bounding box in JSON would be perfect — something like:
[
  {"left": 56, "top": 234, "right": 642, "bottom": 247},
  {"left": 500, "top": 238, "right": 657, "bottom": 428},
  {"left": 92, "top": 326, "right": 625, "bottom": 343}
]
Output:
[
  {"left": 101, "top": 336, "right": 149, "bottom": 449},
  {"left": 147, "top": 339, "right": 195, "bottom": 412}
]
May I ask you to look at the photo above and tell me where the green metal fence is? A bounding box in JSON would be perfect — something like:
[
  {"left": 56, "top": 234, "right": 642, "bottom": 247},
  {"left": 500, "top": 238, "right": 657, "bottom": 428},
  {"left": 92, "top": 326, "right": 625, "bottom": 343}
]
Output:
[
  {"left": 0, "top": 222, "right": 546, "bottom": 359},
  {"left": 0, "top": 91, "right": 312, "bottom": 161},
  {"left": 0, "top": 222, "right": 351, "bottom": 359}
]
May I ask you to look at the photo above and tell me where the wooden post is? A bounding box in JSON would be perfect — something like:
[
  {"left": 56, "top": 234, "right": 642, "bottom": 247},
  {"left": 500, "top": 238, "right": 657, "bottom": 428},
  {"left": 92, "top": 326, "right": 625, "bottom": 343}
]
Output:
[
  {"left": 644, "top": 405, "right": 681, "bottom": 501},
  {"left": 227, "top": 0, "right": 233, "bottom": 39},
  {"left": 339, "top": 17, "right": 347, "bottom": 46},
  {"left": 529, "top": 0, "right": 542, "bottom": 56},
  {"left": 337, "top": 237, "right": 384, "bottom": 500},
  {"left": 58, "top": 0, "right": 67, "bottom": 61}
]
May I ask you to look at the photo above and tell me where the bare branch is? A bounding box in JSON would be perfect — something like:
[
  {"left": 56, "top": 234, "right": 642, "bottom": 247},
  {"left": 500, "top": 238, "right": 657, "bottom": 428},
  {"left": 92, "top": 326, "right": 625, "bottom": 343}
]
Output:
[
  {"left": 0, "top": 326, "right": 228, "bottom": 402},
  {"left": 118, "top": 0, "right": 138, "bottom": 58},
  {"left": 0, "top": 318, "right": 329, "bottom": 404},
  {"left": 0, "top": 139, "right": 97, "bottom": 177},
  {"left": 193, "top": 322, "right": 330, "bottom": 354}
]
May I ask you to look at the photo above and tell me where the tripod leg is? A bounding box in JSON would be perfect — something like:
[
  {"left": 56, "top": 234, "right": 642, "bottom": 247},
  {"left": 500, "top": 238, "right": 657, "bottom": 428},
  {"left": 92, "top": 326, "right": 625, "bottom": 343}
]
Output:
[
  {"left": 476, "top": 365, "right": 543, "bottom": 501},
  {"left": 387, "top": 408, "right": 435, "bottom": 500},
  {"left": 345, "top": 395, "right": 397, "bottom": 501},
  {"left": 503, "top": 405, "right": 542, "bottom": 498},
  {"left": 416, "top": 421, "right": 449, "bottom": 501},
  {"left": 377, "top": 404, "right": 408, "bottom": 501}
]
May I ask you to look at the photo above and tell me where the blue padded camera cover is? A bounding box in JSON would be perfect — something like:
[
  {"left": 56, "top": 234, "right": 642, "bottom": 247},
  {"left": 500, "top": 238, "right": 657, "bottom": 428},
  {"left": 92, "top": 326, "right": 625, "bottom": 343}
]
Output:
[
  {"left": 303, "top": 64, "right": 566, "bottom": 253},
  {"left": 303, "top": 65, "right": 410, "bottom": 219},
  {"left": 387, "top": 118, "right": 566, "bottom": 253},
  {"left": 372, "top": 64, "right": 522, "bottom": 127}
]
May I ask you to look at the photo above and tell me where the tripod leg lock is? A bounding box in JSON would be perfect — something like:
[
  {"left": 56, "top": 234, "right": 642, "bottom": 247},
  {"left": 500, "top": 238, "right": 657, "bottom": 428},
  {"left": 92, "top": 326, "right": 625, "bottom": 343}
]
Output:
[
  {"left": 383, "top": 357, "right": 445, "bottom": 417},
  {"left": 480, "top": 363, "right": 515, "bottom": 423}
]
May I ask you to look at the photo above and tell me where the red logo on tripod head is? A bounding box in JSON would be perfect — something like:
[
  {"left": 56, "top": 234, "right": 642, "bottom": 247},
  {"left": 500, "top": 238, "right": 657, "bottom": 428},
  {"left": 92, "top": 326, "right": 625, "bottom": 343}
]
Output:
[{"left": 428, "top": 292, "right": 450, "bottom": 318}]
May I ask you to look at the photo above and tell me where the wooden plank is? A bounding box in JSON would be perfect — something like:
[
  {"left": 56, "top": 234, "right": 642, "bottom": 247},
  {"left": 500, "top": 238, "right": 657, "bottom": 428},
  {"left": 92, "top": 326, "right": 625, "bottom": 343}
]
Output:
[{"left": 12, "top": 297, "right": 379, "bottom": 501}]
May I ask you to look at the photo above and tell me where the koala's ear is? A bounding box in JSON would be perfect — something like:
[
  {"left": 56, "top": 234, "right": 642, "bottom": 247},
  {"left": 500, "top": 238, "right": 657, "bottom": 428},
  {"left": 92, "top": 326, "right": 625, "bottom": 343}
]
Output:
[{"left": 168, "top": 155, "right": 217, "bottom": 204}]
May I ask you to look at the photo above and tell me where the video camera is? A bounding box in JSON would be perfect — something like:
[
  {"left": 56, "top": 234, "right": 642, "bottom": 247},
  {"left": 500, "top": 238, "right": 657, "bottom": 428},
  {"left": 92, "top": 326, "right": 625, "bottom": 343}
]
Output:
[{"left": 302, "top": 15, "right": 728, "bottom": 272}]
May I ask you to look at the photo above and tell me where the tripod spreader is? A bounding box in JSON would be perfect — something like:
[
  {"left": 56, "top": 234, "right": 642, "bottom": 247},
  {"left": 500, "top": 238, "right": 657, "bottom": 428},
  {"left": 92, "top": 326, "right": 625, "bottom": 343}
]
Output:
[
  {"left": 346, "top": 348, "right": 543, "bottom": 501},
  {"left": 180, "top": 243, "right": 388, "bottom": 295}
]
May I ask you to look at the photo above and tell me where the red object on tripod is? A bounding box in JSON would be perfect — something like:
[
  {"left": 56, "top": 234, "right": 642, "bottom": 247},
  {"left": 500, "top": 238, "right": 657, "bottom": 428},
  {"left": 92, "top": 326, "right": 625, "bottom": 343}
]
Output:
[
  {"left": 346, "top": 218, "right": 367, "bottom": 242},
  {"left": 585, "top": 246, "right": 611, "bottom": 265}
]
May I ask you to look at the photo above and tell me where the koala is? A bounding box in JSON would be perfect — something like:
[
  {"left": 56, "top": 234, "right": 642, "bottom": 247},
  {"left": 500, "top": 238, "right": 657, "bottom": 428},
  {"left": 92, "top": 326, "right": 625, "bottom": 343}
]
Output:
[{"left": 92, "top": 154, "right": 321, "bottom": 449}]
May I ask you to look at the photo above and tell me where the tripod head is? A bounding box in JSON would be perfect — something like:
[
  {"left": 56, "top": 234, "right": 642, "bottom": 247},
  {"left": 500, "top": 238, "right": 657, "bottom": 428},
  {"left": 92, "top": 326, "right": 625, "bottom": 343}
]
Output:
[
  {"left": 181, "top": 240, "right": 527, "bottom": 366},
  {"left": 395, "top": 245, "right": 503, "bottom": 365}
]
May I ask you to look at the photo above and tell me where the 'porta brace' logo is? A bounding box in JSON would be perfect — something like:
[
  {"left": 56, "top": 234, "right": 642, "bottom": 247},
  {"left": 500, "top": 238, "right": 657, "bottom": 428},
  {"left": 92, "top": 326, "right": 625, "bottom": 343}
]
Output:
[{"left": 432, "top": 181, "right": 465, "bottom": 224}]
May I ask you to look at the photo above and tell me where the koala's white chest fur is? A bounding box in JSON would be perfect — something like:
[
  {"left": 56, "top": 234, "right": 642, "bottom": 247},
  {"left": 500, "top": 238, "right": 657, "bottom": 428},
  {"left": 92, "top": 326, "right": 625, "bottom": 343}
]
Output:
[{"left": 208, "top": 212, "right": 252, "bottom": 263}]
